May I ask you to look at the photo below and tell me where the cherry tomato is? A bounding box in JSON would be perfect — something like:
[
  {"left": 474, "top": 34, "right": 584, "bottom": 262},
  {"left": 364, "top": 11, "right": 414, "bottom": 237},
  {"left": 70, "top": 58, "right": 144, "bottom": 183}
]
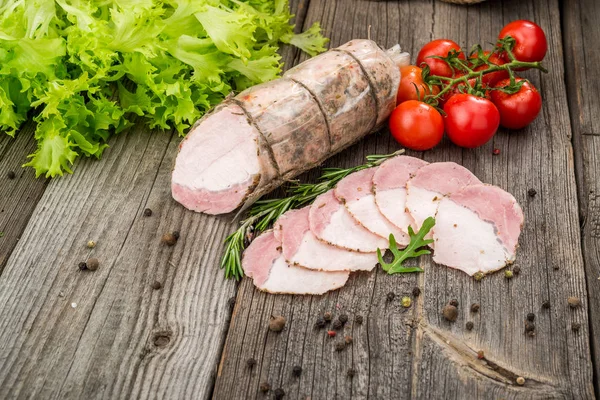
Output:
[
  {"left": 389, "top": 100, "right": 444, "bottom": 151},
  {"left": 416, "top": 39, "right": 465, "bottom": 78},
  {"left": 443, "top": 94, "right": 500, "bottom": 148},
  {"left": 472, "top": 51, "right": 508, "bottom": 86},
  {"left": 498, "top": 20, "right": 547, "bottom": 63},
  {"left": 397, "top": 65, "right": 440, "bottom": 104},
  {"left": 491, "top": 78, "right": 542, "bottom": 129}
]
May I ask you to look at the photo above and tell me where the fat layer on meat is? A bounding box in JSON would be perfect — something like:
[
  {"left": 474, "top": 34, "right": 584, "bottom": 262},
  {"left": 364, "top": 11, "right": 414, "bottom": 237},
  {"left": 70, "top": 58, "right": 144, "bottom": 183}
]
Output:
[
  {"left": 309, "top": 190, "right": 388, "bottom": 252},
  {"left": 242, "top": 230, "right": 349, "bottom": 294},
  {"left": 432, "top": 184, "right": 524, "bottom": 275},
  {"left": 372, "top": 155, "right": 429, "bottom": 238},
  {"left": 275, "top": 207, "right": 378, "bottom": 271},
  {"left": 334, "top": 167, "right": 408, "bottom": 245}
]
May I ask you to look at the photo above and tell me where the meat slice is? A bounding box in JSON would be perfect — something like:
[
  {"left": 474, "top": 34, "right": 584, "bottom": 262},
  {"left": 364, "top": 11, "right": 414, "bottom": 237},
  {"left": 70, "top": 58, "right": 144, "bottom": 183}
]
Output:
[
  {"left": 171, "top": 103, "right": 270, "bottom": 214},
  {"left": 275, "top": 207, "right": 378, "bottom": 271},
  {"left": 432, "top": 184, "right": 524, "bottom": 275},
  {"left": 334, "top": 167, "right": 409, "bottom": 245},
  {"left": 406, "top": 162, "right": 481, "bottom": 236},
  {"left": 372, "top": 156, "right": 429, "bottom": 238},
  {"left": 242, "top": 230, "right": 349, "bottom": 294},
  {"left": 309, "top": 190, "right": 388, "bottom": 252}
]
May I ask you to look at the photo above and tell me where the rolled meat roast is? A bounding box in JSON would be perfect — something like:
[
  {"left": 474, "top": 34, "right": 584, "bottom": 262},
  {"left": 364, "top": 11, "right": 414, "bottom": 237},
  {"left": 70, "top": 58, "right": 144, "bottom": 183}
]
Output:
[{"left": 172, "top": 40, "right": 410, "bottom": 215}]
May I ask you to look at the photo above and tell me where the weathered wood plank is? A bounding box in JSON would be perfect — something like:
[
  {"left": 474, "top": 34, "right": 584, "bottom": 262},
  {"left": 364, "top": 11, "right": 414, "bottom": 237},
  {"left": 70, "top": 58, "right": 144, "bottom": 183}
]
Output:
[
  {"left": 214, "top": 0, "right": 595, "bottom": 399},
  {"left": 0, "top": 122, "right": 48, "bottom": 274},
  {"left": 562, "top": 0, "right": 600, "bottom": 396},
  {"left": 0, "top": 0, "right": 313, "bottom": 398}
]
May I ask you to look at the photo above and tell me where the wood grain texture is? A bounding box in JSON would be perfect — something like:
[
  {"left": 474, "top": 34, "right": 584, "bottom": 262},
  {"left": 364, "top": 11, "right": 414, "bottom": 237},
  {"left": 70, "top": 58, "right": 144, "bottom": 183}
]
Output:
[
  {"left": 213, "top": 0, "right": 595, "bottom": 399},
  {"left": 562, "top": 0, "right": 600, "bottom": 396},
  {"left": 0, "top": 122, "right": 48, "bottom": 274}
]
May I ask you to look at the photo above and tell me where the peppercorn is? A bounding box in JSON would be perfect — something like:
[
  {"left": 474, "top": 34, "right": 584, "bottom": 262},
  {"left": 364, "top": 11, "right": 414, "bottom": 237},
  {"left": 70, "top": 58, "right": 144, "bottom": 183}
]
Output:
[
  {"left": 386, "top": 292, "right": 395, "bottom": 302},
  {"left": 470, "top": 303, "right": 480, "bottom": 313},
  {"left": 473, "top": 272, "right": 484, "bottom": 281},
  {"left": 542, "top": 300, "right": 550, "bottom": 309},
  {"left": 355, "top": 315, "right": 364, "bottom": 325},
  {"left": 7, "top": 171, "right": 15, "bottom": 180},
  {"left": 401, "top": 296, "right": 412, "bottom": 308},
  {"left": 568, "top": 297, "right": 581, "bottom": 308},
  {"left": 526, "top": 313, "right": 535, "bottom": 322},
  {"left": 339, "top": 314, "right": 348, "bottom": 324},
  {"left": 335, "top": 341, "right": 346, "bottom": 351},
  {"left": 504, "top": 270, "right": 513, "bottom": 279},
  {"left": 442, "top": 305, "right": 458, "bottom": 322},
  {"left": 314, "top": 316, "right": 326, "bottom": 329},
  {"left": 151, "top": 281, "right": 162, "bottom": 290},
  {"left": 466, "top": 321, "right": 474, "bottom": 331},
  {"left": 513, "top": 266, "right": 521, "bottom": 275},
  {"left": 259, "top": 382, "right": 270, "bottom": 392},
  {"left": 87, "top": 258, "right": 99, "bottom": 271},
  {"left": 161, "top": 233, "right": 177, "bottom": 246},
  {"left": 172, "top": 231, "right": 180, "bottom": 240},
  {"left": 525, "top": 321, "right": 535, "bottom": 333},
  {"left": 412, "top": 287, "right": 421, "bottom": 297},
  {"left": 449, "top": 299, "right": 459, "bottom": 307},
  {"left": 292, "top": 365, "right": 302, "bottom": 377},
  {"left": 477, "top": 350, "right": 485, "bottom": 360},
  {"left": 87, "top": 240, "right": 96, "bottom": 249},
  {"left": 327, "top": 330, "right": 336, "bottom": 338},
  {"left": 143, "top": 208, "right": 153, "bottom": 217},
  {"left": 268, "top": 316, "right": 286, "bottom": 332},
  {"left": 528, "top": 188, "right": 537, "bottom": 197},
  {"left": 78, "top": 261, "right": 87, "bottom": 270},
  {"left": 273, "top": 388, "right": 285, "bottom": 399},
  {"left": 323, "top": 312, "right": 332, "bottom": 322},
  {"left": 246, "top": 358, "right": 256, "bottom": 368},
  {"left": 516, "top": 377, "right": 525, "bottom": 386},
  {"left": 492, "top": 148, "right": 500, "bottom": 155},
  {"left": 347, "top": 368, "right": 356, "bottom": 378},
  {"left": 344, "top": 335, "right": 353, "bottom": 344},
  {"left": 572, "top": 322, "right": 581, "bottom": 332},
  {"left": 332, "top": 319, "right": 343, "bottom": 330}
]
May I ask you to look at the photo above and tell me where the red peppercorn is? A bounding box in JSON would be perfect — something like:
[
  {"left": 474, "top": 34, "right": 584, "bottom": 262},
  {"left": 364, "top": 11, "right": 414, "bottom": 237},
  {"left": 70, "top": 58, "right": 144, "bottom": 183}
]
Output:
[
  {"left": 492, "top": 148, "right": 501, "bottom": 155},
  {"left": 327, "top": 330, "right": 336, "bottom": 338}
]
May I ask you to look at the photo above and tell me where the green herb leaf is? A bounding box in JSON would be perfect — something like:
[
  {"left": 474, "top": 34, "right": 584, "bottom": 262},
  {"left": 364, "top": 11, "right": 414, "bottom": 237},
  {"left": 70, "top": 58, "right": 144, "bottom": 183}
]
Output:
[{"left": 377, "top": 217, "right": 435, "bottom": 274}]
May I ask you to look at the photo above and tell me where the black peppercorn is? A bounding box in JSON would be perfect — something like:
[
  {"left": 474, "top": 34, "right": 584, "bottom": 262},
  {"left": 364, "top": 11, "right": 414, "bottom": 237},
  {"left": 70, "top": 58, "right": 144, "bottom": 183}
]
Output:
[
  {"left": 526, "top": 313, "right": 535, "bottom": 322},
  {"left": 466, "top": 321, "right": 474, "bottom": 330},
  {"left": 151, "top": 281, "right": 162, "bottom": 290},
  {"left": 246, "top": 358, "right": 256, "bottom": 368},
  {"left": 259, "top": 382, "right": 270, "bottom": 392},
  {"left": 355, "top": 315, "right": 363, "bottom": 325},
  {"left": 172, "top": 231, "right": 180, "bottom": 239},
  {"left": 542, "top": 300, "right": 550, "bottom": 309},
  {"left": 528, "top": 188, "right": 537, "bottom": 197},
  {"left": 513, "top": 266, "right": 521, "bottom": 275},
  {"left": 386, "top": 292, "right": 395, "bottom": 302},
  {"left": 332, "top": 319, "right": 343, "bottom": 330},
  {"left": 412, "top": 287, "right": 421, "bottom": 297},
  {"left": 143, "top": 208, "right": 152, "bottom": 217},
  {"left": 7, "top": 171, "right": 15, "bottom": 180},
  {"left": 274, "top": 388, "right": 285, "bottom": 399},
  {"left": 338, "top": 314, "right": 348, "bottom": 324},
  {"left": 314, "top": 316, "right": 326, "bottom": 329},
  {"left": 78, "top": 261, "right": 87, "bottom": 270},
  {"left": 292, "top": 365, "right": 302, "bottom": 377},
  {"left": 335, "top": 341, "right": 346, "bottom": 351},
  {"left": 449, "top": 299, "right": 459, "bottom": 307},
  {"left": 323, "top": 312, "right": 332, "bottom": 322},
  {"left": 525, "top": 321, "right": 535, "bottom": 333},
  {"left": 470, "top": 303, "right": 480, "bottom": 313}
]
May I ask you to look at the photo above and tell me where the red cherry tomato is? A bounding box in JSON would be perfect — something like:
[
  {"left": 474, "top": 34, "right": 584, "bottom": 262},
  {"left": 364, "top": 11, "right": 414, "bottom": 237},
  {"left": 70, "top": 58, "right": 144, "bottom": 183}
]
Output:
[
  {"left": 443, "top": 94, "right": 500, "bottom": 148},
  {"left": 397, "top": 65, "right": 440, "bottom": 104},
  {"left": 472, "top": 51, "right": 509, "bottom": 86},
  {"left": 416, "top": 39, "right": 465, "bottom": 78},
  {"left": 389, "top": 100, "right": 444, "bottom": 151},
  {"left": 498, "top": 20, "right": 547, "bottom": 63},
  {"left": 491, "top": 78, "right": 542, "bottom": 129}
]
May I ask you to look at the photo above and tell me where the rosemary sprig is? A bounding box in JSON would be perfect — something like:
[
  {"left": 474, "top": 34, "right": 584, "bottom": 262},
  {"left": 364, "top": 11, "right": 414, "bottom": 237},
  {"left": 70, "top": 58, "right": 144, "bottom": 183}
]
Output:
[{"left": 221, "top": 149, "right": 405, "bottom": 279}]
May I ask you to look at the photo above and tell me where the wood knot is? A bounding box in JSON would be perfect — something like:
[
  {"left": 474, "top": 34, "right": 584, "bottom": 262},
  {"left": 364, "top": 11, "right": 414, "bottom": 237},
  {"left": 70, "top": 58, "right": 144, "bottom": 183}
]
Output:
[{"left": 152, "top": 330, "right": 172, "bottom": 348}]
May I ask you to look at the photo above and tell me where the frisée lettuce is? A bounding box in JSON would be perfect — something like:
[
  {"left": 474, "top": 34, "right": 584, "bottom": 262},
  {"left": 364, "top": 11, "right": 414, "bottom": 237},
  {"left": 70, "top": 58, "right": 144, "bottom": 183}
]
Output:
[{"left": 0, "top": 0, "right": 328, "bottom": 177}]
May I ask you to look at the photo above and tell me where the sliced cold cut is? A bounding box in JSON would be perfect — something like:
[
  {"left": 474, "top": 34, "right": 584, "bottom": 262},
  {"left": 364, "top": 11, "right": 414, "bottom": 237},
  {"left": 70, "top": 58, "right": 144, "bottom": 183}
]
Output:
[
  {"left": 309, "top": 190, "right": 388, "bottom": 252},
  {"left": 242, "top": 230, "right": 349, "bottom": 294},
  {"left": 432, "top": 184, "right": 524, "bottom": 275},
  {"left": 406, "top": 162, "right": 481, "bottom": 236},
  {"left": 274, "top": 207, "right": 378, "bottom": 271},
  {"left": 334, "top": 167, "right": 409, "bottom": 245},
  {"left": 372, "top": 155, "right": 429, "bottom": 237},
  {"left": 172, "top": 40, "right": 410, "bottom": 215}
]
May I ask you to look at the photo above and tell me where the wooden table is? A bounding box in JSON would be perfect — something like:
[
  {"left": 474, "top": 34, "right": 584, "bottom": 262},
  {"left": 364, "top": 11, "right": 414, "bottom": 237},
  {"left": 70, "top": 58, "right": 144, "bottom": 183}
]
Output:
[{"left": 0, "top": 0, "right": 598, "bottom": 398}]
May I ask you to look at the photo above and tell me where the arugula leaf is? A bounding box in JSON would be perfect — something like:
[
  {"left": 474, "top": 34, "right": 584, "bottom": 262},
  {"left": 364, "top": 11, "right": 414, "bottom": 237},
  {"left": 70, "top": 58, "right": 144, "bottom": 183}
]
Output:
[
  {"left": 0, "top": 0, "right": 328, "bottom": 177},
  {"left": 377, "top": 217, "right": 436, "bottom": 274}
]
